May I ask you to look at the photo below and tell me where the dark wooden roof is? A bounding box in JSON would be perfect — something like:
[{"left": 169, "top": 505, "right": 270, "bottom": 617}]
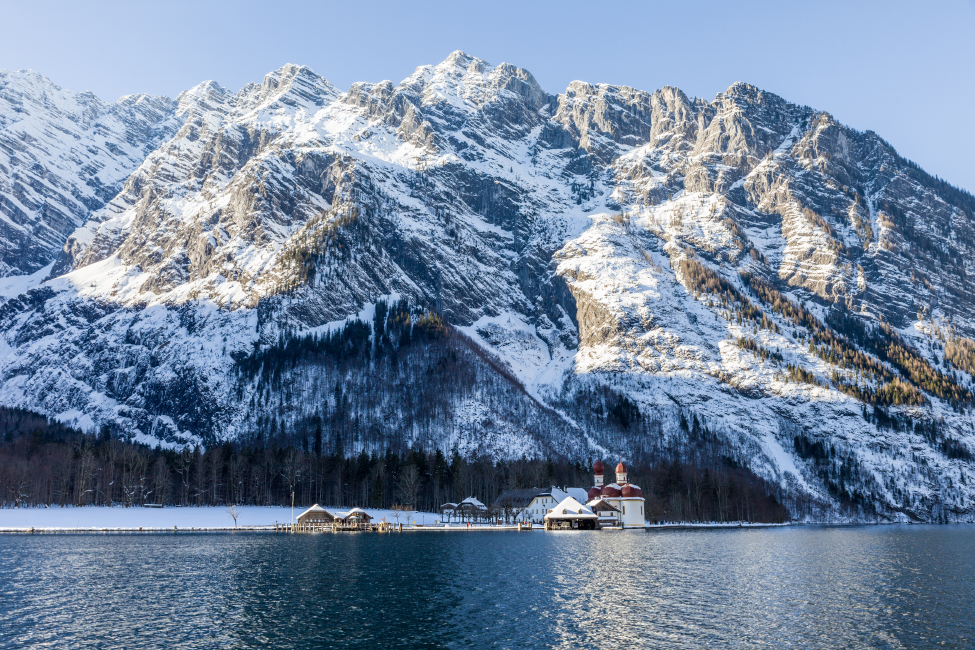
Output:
[
  {"left": 492, "top": 488, "right": 543, "bottom": 509},
  {"left": 588, "top": 499, "right": 620, "bottom": 513}
]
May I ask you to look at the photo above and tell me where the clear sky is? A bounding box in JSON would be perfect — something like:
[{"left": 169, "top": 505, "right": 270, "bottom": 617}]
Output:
[{"left": 2, "top": 0, "right": 973, "bottom": 192}]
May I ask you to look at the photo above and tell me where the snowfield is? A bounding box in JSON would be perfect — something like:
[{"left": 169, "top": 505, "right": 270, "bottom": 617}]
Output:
[{"left": 0, "top": 506, "right": 443, "bottom": 531}]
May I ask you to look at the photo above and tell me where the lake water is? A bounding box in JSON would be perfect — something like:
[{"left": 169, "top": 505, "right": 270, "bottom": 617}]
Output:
[{"left": 0, "top": 525, "right": 972, "bottom": 649}]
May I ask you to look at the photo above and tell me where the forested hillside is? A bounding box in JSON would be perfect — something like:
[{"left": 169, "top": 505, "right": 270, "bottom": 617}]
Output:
[{"left": 0, "top": 404, "right": 788, "bottom": 523}]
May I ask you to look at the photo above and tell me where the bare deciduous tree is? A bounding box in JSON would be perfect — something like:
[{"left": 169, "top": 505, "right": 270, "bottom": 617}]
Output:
[{"left": 397, "top": 464, "right": 422, "bottom": 510}]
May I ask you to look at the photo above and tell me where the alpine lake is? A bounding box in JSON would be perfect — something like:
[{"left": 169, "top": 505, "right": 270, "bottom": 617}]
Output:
[{"left": 0, "top": 525, "right": 972, "bottom": 649}]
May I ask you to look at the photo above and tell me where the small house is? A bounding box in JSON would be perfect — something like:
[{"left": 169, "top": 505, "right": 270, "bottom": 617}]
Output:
[
  {"left": 442, "top": 496, "right": 489, "bottom": 522},
  {"left": 491, "top": 486, "right": 577, "bottom": 524},
  {"left": 587, "top": 498, "right": 620, "bottom": 528}
]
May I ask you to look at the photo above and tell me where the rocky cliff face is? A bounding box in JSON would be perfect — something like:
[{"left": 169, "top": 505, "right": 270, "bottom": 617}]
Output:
[
  {"left": 0, "top": 70, "right": 179, "bottom": 278},
  {"left": 0, "top": 52, "right": 973, "bottom": 521}
]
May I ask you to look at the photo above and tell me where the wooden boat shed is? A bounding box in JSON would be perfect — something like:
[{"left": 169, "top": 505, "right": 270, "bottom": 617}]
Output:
[
  {"left": 296, "top": 504, "right": 335, "bottom": 526},
  {"left": 337, "top": 508, "right": 373, "bottom": 526}
]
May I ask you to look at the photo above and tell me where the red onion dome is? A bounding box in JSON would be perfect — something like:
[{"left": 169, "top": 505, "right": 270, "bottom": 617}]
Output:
[
  {"left": 587, "top": 486, "right": 602, "bottom": 501},
  {"left": 615, "top": 461, "right": 627, "bottom": 474},
  {"left": 600, "top": 484, "right": 622, "bottom": 498},
  {"left": 621, "top": 484, "right": 643, "bottom": 498},
  {"left": 592, "top": 460, "right": 604, "bottom": 475}
]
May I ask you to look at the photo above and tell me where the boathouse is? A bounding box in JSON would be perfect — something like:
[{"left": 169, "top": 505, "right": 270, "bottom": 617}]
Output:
[
  {"left": 337, "top": 508, "right": 373, "bottom": 526},
  {"left": 296, "top": 504, "right": 335, "bottom": 526},
  {"left": 543, "top": 496, "right": 598, "bottom": 530}
]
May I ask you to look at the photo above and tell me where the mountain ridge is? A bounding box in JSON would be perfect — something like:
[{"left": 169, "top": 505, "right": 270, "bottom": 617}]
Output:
[
  {"left": 0, "top": 68, "right": 180, "bottom": 277},
  {"left": 0, "top": 51, "right": 973, "bottom": 522}
]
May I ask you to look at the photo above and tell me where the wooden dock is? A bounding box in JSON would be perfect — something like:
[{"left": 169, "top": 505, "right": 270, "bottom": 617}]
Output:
[{"left": 279, "top": 521, "right": 397, "bottom": 533}]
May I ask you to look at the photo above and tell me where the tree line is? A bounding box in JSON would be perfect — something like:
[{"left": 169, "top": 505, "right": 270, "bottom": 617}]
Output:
[{"left": 0, "top": 405, "right": 789, "bottom": 523}]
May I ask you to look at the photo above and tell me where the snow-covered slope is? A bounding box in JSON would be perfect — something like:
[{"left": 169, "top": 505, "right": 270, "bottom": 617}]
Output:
[
  {"left": 0, "top": 70, "right": 179, "bottom": 278},
  {"left": 1, "top": 52, "right": 974, "bottom": 521}
]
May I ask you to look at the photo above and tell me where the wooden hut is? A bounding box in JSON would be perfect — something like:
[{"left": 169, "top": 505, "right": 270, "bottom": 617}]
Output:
[
  {"left": 295, "top": 504, "right": 335, "bottom": 530},
  {"left": 337, "top": 508, "right": 373, "bottom": 529}
]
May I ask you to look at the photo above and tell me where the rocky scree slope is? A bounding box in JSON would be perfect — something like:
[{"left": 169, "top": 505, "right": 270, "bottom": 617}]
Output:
[{"left": 1, "top": 52, "right": 974, "bottom": 521}]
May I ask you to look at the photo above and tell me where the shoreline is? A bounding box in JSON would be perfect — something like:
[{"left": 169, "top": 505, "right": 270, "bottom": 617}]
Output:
[
  {"left": 3, "top": 521, "right": 928, "bottom": 534},
  {"left": 1, "top": 504, "right": 964, "bottom": 534}
]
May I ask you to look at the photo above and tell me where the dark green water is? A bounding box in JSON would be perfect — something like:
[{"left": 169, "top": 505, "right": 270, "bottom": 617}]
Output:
[{"left": 0, "top": 526, "right": 973, "bottom": 649}]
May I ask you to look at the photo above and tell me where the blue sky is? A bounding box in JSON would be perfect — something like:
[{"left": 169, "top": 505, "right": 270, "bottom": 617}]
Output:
[{"left": 2, "top": 0, "right": 973, "bottom": 192}]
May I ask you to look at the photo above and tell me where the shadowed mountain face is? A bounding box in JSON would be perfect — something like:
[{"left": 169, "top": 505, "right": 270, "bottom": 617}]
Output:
[{"left": 1, "top": 52, "right": 974, "bottom": 521}]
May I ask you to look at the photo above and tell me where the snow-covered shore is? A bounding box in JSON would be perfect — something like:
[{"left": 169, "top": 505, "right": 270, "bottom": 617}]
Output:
[
  {"left": 0, "top": 506, "right": 806, "bottom": 533},
  {"left": 0, "top": 505, "right": 442, "bottom": 531}
]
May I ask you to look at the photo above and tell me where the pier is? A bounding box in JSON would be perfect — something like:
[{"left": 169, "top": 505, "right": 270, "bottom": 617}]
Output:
[{"left": 278, "top": 521, "right": 395, "bottom": 533}]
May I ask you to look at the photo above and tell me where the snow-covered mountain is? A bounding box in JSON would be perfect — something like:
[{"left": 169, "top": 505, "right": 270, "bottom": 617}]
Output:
[
  {"left": 0, "top": 70, "right": 179, "bottom": 278},
  {"left": 1, "top": 52, "right": 974, "bottom": 521}
]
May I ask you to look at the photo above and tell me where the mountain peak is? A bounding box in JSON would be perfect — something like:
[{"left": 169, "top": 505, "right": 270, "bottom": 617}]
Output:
[
  {"left": 246, "top": 63, "right": 337, "bottom": 111},
  {"left": 0, "top": 68, "right": 61, "bottom": 89},
  {"left": 441, "top": 49, "right": 479, "bottom": 69},
  {"left": 395, "top": 51, "right": 550, "bottom": 119},
  {"left": 174, "top": 79, "right": 230, "bottom": 116},
  {"left": 263, "top": 63, "right": 323, "bottom": 84}
]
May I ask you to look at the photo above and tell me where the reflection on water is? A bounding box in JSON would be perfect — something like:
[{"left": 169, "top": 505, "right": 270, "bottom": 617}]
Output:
[{"left": 0, "top": 526, "right": 972, "bottom": 649}]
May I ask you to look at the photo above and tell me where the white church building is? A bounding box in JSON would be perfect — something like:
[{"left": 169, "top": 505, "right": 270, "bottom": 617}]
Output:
[{"left": 585, "top": 460, "right": 646, "bottom": 528}]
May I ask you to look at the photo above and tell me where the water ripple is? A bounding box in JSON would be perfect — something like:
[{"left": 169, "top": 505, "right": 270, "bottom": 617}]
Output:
[{"left": 0, "top": 526, "right": 972, "bottom": 649}]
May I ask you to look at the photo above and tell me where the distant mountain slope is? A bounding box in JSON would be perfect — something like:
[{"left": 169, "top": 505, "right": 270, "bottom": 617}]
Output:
[{"left": 0, "top": 52, "right": 973, "bottom": 522}]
